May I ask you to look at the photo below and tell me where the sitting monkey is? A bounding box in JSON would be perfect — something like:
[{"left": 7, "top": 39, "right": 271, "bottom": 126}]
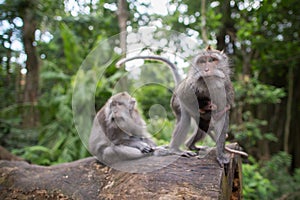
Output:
[{"left": 89, "top": 92, "right": 160, "bottom": 165}]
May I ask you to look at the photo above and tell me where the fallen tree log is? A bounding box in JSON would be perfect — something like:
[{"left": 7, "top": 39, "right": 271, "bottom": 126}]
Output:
[
  {"left": 0, "top": 145, "right": 25, "bottom": 161},
  {"left": 0, "top": 144, "right": 243, "bottom": 200}
]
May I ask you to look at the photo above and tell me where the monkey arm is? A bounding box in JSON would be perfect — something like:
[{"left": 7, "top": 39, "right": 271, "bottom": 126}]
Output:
[
  {"left": 89, "top": 118, "right": 112, "bottom": 160},
  {"left": 89, "top": 116, "right": 148, "bottom": 159},
  {"left": 101, "top": 145, "right": 150, "bottom": 164},
  {"left": 113, "top": 115, "right": 150, "bottom": 138},
  {"left": 89, "top": 124, "right": 152, "bottom": 164},
  {"left": 225, "top": 80, "right": 235, "bottom": 107},
  {"left": 114, "top": 137, "right": 155, "bottom": 153}
]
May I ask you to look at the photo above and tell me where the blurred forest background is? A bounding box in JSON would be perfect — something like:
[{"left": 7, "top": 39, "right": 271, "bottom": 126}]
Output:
[{"left": 1, "top": 0, "right": 300, "bottom": 199}]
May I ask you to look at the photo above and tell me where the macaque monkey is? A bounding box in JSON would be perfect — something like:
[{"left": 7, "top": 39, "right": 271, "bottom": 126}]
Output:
[
  {"left": 89, "top": 92, "right": 158, "bottom": 165},
  {"left": 117, "top": 46, "right": 248, "bottom": 166}
]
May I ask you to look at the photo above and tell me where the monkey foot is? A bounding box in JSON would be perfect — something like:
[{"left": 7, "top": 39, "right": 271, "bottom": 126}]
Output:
[
  {"left": 181, "top": 151, "right": 198, "bottom": 157},
  {"left": 188, "top": 145, "right": 209, "bottom": 152},
  {"left": 168, "top": 148, "right": 197, "bottom": 157},
  {"left": 153, "top": 146, "right": 172, "bottom": 156}
]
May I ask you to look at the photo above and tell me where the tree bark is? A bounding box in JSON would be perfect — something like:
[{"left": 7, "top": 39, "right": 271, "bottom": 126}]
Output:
[
  {"left": 284, "top": 67, "right": 293, "bottom": 153},
  {"left": 291, "top": 65, "right": 299, "bottom": 169},
  {"left": 216, "top": 0, "right": 235, "bottom": 52},
  {"left": 0, "top": 144, "right": 243, "bottom": 199},
  {"left": 0, "top": 146, "right": 25, "bottom": 161},
  {"left": 117, "top": 0, "right": 129, "bottom": 54},
  {"left": 201, "top": 0, "right": 208, "bottom": 46},
  {"left": 117, "top": 0, "right": 129, "bottom": 91},
  {"left": 21, "top": 1, "right": 40, "bottom": 127}
]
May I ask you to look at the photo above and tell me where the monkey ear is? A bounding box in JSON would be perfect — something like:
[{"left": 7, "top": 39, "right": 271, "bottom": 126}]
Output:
[
  {"left": 220, "top": 49, "right": 225, "bottom": 54},
  {"left": 206, "top": 45, "right": 212, "bottom": 51},
  {"left": 130, "top": 99, "right": 136, "bottom": 106}
]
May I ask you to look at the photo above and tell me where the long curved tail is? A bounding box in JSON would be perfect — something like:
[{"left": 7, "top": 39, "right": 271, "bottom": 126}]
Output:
[{"left": 116, "top": 55, "right": 182, "bottom": 85}]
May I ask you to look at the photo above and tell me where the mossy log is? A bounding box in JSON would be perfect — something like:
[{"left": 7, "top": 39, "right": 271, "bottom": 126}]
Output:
[{"left": 0, "top": 144, "right": 243, "bottom": 200}]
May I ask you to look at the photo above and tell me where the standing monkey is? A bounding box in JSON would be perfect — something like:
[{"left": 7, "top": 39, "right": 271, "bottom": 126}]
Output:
[
  {"left": 117, "top": 46, "right": 247, "bottom": 166},
  {"left": 89, "top": 92, "right": 157, "bottom": 165}
]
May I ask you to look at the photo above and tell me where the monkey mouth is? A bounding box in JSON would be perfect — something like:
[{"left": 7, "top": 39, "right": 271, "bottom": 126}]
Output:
[{"left": 201, "top": 71, "right": 225, "bottom": 78}]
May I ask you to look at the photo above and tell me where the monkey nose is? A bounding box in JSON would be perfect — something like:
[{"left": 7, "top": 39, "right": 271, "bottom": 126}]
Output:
[{"left": 204, "top": 67, "right": 209, "bottom": 72}]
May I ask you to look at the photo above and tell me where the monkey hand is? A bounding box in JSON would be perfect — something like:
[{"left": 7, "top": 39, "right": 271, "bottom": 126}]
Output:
[
  {"left": 136, "top": 142, "right": 154, "bottom": 154},
  {"left": 141, "top": 146, "right": 154, "bottom": 154}
]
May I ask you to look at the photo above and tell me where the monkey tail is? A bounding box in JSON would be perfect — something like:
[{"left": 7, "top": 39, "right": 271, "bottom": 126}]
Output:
[
  {"left": 116, "top": 55, "right": 182, "bottom": 85},
  {"left": 225, "top": 146, "right": 248, "bottom": 157}
]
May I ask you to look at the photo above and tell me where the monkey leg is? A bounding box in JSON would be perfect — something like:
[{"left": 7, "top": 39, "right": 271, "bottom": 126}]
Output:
[
  {"left": 169, "top": 110, "right": 197, "bottom": 157},
  {"left": 216, "top": 131, "right": 230, "bottom": 166},
  {"left": 185, "top": 128, "right": 207, "bottom": 151},
  {"left": 102, "top": 145, "right": 151, "bottom": 164},
  {"left": 169, "top": 110, "right": 190, "bottom": 151},
  {"left": 215, "top": 113, "right": 230, "bottom": 166}
]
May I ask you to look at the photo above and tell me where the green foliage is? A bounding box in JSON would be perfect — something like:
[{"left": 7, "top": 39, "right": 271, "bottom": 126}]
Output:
[
  {"left": 233, "top": 76, "right": 286, "bottom": 106},
  {"left": 231, "top": 76, "right": 284, "bottom": 149},
  {"left": 231, "top": 113, "right": 278, "bottom": 149},
  {"left": 60, "top": 23, "right": 83, "bottom": 71},
  {"left": 147, "top": 118, "right": 174, "bottom": 146},
  {"left": 243, "top": 152, "right": 300, "bottom": 199},
  {"left": 243, "top": 161, "right": 275, "bottom": 199},
  {"left": 262, "top": 152, "right": 300, "bottom": 199},
  {"left": 134, "top": 84, "right": 174, "bottom": 120},
  {"left": 28, "top": 66, "right": 90, "bottom": 165},
  {"left": 13, "top": 146, "right": 53, "bottom": 165},
  {"left": 0, "top": 103, "right": 39, "bottom": 151}
]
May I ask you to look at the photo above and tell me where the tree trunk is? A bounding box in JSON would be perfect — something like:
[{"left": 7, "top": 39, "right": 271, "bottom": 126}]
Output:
[
  {"left": 291, "top": 65, "right": 300, "bottom": 169},
  {"left": 5, "top": 28, "right": 12, "bottom": 87},
  {"left": 0, "top": 144, "right": 244, "bottom": 199},
  {"left": 201, "top": 0, "right": 208, "bottom": 46},
  {"left": 216, "top": 0, "right": 235, "bottom": 52},
  {"left": 117, "top": 0, "right": 129, "bottom": 91},
  {"left": 22, "top": 2, "right": 39, "bottom": 127},
  {"left": 284, "top": 67, "right": 293, "bottom": 153},
  {"left": 117, "top": 0, "right": 128, "bottom": 54}
]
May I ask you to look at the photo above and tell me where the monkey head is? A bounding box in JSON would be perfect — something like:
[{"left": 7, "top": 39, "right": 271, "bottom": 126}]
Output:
[
  {"left": 190, "top": 46, "right": 230, "bottom": 80},
  {"left": 106, "top": 92, "right": 137, "bottom": 121}
]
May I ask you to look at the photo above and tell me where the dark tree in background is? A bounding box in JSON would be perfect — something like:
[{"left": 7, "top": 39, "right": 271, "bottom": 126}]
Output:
[{"left": 21, "top": 0, "right": 40, "bottom": 127}]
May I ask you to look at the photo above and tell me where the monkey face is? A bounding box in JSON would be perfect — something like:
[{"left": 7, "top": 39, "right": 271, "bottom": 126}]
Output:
[
  {"left": 109, "top": 92, "right": 137, "bottom": 118},
  {"left": 192, "top": 50, "right": 229, "bottom": 79}
]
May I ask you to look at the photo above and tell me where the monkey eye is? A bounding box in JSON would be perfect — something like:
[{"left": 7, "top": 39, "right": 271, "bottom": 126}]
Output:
[
  {"left": 196, "top": 57, "right": 206, "bottom": 64},
  {"left": 117, "top": 102, "right": 124, "bottom": 106},
  {"left": 208, "top": 57, "right": 218, "bottom": 63},
  {"left": 111, "top": 101, "right": 117, "bottom": 106},
  {"left": 112, "top": 101, "right": 123, "bottom": 106}
]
